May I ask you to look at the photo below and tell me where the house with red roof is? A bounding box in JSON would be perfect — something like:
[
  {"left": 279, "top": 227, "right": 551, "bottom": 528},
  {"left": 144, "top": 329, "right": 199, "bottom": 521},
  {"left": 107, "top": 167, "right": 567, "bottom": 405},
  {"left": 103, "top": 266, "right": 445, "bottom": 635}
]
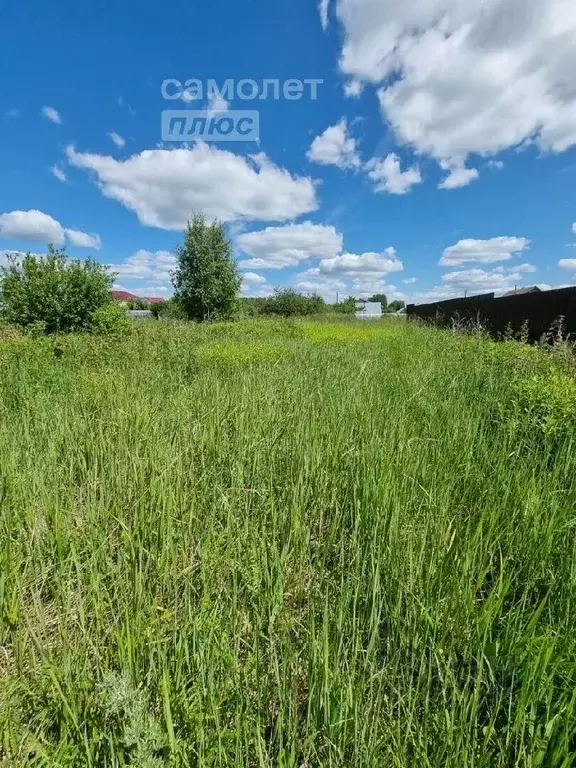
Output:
[{"left": 111, "top": 290, "right": 139, "bottom": 302}]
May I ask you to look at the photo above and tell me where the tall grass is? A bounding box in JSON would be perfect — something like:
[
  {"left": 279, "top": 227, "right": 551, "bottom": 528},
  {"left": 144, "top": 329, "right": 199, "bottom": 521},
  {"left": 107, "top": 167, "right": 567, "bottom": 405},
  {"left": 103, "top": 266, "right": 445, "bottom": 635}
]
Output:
[{"left": 0, "top": 319, "right": 575, "bottom": 766}]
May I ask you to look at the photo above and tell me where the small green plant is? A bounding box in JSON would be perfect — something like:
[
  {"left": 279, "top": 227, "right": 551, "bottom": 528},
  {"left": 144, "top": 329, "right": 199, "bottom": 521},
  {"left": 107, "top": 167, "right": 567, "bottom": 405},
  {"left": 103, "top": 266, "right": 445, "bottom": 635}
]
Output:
[
  {"left": 97, "top": 671, "right": 166, "bottom": 766},
  {"left": 514, "top": 369, "right": 576, "bottom": 436}
]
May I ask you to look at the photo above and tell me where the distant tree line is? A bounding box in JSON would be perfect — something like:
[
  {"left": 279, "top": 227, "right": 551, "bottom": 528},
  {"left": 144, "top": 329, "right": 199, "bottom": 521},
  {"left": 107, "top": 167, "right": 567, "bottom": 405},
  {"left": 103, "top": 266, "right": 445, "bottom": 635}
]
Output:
[
  {"left": 0, "top": 212, "right": 406, "bottom": 334},
  {"left": 236, "top": 290, "right": 405, "bottom": 318}
]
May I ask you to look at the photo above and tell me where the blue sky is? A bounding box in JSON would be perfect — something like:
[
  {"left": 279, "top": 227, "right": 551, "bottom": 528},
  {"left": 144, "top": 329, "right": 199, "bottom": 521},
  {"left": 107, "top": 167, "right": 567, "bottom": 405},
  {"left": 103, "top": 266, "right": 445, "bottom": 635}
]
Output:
[{"left": 2, "top": 0, "right": 576, "bottom": 304}]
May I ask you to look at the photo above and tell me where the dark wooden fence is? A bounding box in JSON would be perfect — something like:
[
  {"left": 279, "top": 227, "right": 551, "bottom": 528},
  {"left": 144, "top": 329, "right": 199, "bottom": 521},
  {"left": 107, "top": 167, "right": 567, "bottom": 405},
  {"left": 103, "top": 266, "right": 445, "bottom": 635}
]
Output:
[{"left": 406, "top": 287, "right": 576, "bottom": 341}]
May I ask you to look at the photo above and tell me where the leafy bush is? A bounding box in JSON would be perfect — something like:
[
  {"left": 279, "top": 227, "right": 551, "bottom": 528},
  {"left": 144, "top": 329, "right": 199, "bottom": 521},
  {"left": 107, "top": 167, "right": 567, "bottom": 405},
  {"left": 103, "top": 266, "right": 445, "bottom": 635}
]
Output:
[
  {"left": 150, "top": 297, "right": 186, "bottom": 320},
  {"left": 0, "top": 246, "right": 113, "bottom": 334},
  {"left": 263, "top": 288, "right": 326, "bottom": 317},
  {"left": 331, "top": 296, "right": 357, "bottom": 314},
  {"left": 240, "top": 297, "right": 268, "bottom": 317},
  {"left": 91, "top": 303, "right": 132, "bottom": 338}
]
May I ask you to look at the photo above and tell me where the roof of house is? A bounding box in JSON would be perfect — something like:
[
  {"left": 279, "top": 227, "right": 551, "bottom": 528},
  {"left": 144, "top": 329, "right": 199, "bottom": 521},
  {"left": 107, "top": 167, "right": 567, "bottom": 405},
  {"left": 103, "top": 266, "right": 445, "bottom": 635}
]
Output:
[
  {"left": 502, "top": 286, "right": 542, "bottom": 297},
  {"left": 111, "top": 290, "right": 139, "bottom": 301}
]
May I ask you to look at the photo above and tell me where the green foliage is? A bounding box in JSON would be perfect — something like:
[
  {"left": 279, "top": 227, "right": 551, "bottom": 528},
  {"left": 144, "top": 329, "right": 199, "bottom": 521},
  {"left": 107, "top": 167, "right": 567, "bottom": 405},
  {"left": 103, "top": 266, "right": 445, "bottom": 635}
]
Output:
[
  {"left": 150, "top": 297, "right": 186, "bottom": 320},
  {"left": 0, "top": 245, "right": 113, "bottom": 334},
  {"left": 97, "top": 671, "right": 166, "bottom": 766},
  {"left": 514, "top": 369, "right": 576, "bottom": 436},
  {"left": 263, "top": 288, "right": 326, "bottom": 317},
  {"left": 91, "top": 302, "right": 132, "bottom": 338},
  {"left": 239, "top": 296, "right": 268, "bottom": 317},
  {"left": 331, "top": 295, "right": 357, "bottom": 314},
  {"left": 239, "top": 297, "right": 260, "bottom": 317},
  {"left": 387, "top": 299, "right": 406, "bottom": 313},
  {"left": 172, "top": 213, "right": 241, "bottom": 321}
]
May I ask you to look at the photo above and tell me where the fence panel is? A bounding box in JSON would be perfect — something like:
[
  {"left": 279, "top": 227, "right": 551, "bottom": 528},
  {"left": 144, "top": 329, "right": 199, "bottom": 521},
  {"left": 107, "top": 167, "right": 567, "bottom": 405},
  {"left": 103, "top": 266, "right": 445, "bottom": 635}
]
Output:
[{"left": 406, "top": 287, "right": 576, "bottom": 341}]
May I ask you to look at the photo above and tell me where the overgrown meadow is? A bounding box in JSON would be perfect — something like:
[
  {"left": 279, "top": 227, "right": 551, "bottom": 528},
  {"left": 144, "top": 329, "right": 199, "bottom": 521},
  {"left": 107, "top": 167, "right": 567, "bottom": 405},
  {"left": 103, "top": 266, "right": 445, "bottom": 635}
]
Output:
[{"left": 1, "top": 318, "right": 575, "bottom": 766}]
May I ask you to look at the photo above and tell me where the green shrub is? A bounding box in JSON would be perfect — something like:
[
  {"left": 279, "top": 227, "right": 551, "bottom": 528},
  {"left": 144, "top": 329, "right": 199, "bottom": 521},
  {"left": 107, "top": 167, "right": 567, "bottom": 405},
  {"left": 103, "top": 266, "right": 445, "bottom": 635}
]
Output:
[
  {"left": 331, "top": 296, "right": 357, "bottom": 314},
  {"left": 0, "top": 246, "right": 113, "bottom": 334},
  {"left": 263, "top": 288, "right": 326, "bottom": 317},
  {"left": 150, "top": 297, "right": 186, "bottom": 320},
  {"left": 91, "top": 303, "right": 132, "bottom": 338}
]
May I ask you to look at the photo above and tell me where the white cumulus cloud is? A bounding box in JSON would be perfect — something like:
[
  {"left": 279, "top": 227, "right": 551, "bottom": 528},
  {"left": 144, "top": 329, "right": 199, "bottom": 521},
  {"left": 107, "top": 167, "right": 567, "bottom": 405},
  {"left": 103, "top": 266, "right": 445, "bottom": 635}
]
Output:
[
  {"left": 242, "top": 271, "right": 268, "bottom": 285},
  {"left": 64, "top": 229, "right": 102, "bottom": 249},
  {"left": 558, "top": 258, "right": 576, "bottom": 271},
  {"left": 0, "top": 209, "right": 102, "bottom": 249},
  {"left": 352, "top": 278, "right": 405, "bottom": 298},
  {"left": 237, "top": 222, "right": 343, "bottom": 269},
  {"left": 292, "top": 275, "right": 348, "bottom": 301},
  {"left": 438, "top": 162, "right": 479, "bottom": 190},
  {"left": 365, "top": 153, "right": 422, "bottom": 194},
  {"left": 0, "top": 209, "right": 65, "bottom": 244},
  {"left": 440, "top": 236, "right": 530, "bottom": 266},
  {"left": 335, "top": 0, "right": 576, "bottom": 175},
  {"left": 312, "top": 247, "right": 403, "bottom": 276},
  {"left": 307, "top": 119, "right": 361, "bottom": 169},
  {"left": 441, "top": 264, "right": 537, "bottom": 294},
  {"left": 66, "top": 144, "right": 318, "bottom": 229},
  {"left": 110, "top": 250, "right": 177, "bottom": 282},
  {"left": 241, "top": 271, "right": 273, "bottom": 298}
]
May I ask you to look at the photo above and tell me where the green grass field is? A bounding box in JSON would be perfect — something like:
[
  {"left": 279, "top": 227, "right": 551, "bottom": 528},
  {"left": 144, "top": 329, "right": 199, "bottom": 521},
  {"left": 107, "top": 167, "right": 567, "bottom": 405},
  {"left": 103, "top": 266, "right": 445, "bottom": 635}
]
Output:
[{"left": 1, "top": 319, "right": 575, "bottom": 766}]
